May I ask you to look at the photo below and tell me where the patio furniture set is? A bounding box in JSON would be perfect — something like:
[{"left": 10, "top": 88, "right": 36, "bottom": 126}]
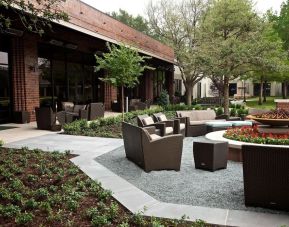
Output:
[
  {"left": 122, "top": 109, "right": 289, "bottom": 211},
  {"left": 35, "top": 102, "right": 104, "bottom": 131}
]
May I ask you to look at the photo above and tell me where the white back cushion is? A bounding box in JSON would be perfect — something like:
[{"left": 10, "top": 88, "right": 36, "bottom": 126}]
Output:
[{"left": 142, "top": 117, "right": 154, "bottom": 126}]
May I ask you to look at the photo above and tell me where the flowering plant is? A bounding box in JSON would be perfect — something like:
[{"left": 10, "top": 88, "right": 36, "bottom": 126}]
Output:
[{"left": 224, "top": 126, "right": 289, "bottom": 145}]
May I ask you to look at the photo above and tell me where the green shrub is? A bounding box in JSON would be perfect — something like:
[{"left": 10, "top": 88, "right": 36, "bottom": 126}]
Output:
[
  {"left": 215, "top": 107, "right": 224, "bottom": 116},
  {"left": 157, "top": 89, "right": 169, "bottom": 106},
  {"left": 237, "top": 108, "right": 248, "bottom": 117},
  {"left": 194, "top": 104, "right": 202, "bottom": 110},
  {"left": 163, "top": 104, "right": 193, "bottom": 111},
  {"left": 0, "top": 140, "right": 3, "bottom": 147},
  {"left": 230, "top": 108, "right": 237, "bottom": 117},
  {"left": 15, "top": 212, "right": 34, "bottom": 225},
  {"left": 0, "top": 204, "right": 21, "bottom": 218}
]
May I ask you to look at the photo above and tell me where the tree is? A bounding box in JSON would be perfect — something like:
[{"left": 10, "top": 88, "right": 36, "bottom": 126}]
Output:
[
  {"left": 0, "top": 0, "right": 68, "bottom": 35},
  {"left": 249, "top": 17, "right": 287, "bottom": 105},
  {"left": 95, "top": 43, "right": 153, "bottom": 120},
  {"left": 270, "top": 1, "right": 289, "bottom": 98},
  {"left": 146, "top": 0, "right": 211, "bottom": 105},
  {"left": 110, "top": 9, "right": 162, "bottom": 41},
  {"left": 200, "top": 0, "right": 268, "bottom": 115},
  {"left": 110, "top": 9, "right": 149, "bottom": 35}
]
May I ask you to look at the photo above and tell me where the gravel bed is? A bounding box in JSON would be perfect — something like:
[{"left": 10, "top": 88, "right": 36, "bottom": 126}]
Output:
[{"left": 96, "top": 137, "right": 288, "bottom": 214}]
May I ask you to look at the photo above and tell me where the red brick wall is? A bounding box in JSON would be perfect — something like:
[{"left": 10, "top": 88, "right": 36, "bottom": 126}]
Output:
[
  {"left": 51, "top": 0, "right": 174, "bottom": 62},
  {"left": 11, "top": 34, "right": 40, "bottom": 122},
  {"left": 104, "top": 83, "right": 117, "bottom": 110}
]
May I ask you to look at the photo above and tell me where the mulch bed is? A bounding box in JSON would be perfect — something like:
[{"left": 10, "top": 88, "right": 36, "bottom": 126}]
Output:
[{"left": 0, "top": 147, "right": 218, "bottom": 227}]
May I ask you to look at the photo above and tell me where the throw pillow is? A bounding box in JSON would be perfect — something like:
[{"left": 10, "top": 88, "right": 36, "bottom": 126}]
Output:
[
  {"left": 158, "top": 114, "right": 167, "bottom": 122},
  {"left": 142, "top": 117, "right": 154, "bottom": 126}
]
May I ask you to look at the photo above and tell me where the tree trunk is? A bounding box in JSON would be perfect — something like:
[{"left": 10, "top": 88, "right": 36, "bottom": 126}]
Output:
[
  {"left": 263, "top": 81, "right": 267, "bottom": 103},
  {"left": 259, "top": 80, "right": 263, "bottom": 105},
  {"left": 223, "top": 76, "right": 229, "bottom": 116},
  {"left": 185, "top": 82, "right": 193, "bottom": 105},
  {"left": 121, "top": 85, "right": 124, "bottom": 121}
]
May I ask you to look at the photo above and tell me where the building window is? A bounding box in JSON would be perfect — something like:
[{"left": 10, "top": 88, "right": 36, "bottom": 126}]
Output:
[
  {"left": 153, "top": 70, "right": 165, "bottom": 99},
  {"left": 38, "top": 43, "right": 101, "bottom": 109}
]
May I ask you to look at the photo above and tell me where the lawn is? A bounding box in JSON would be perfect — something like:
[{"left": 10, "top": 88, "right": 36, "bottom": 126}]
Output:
[
  {"left": 245, "top": 96, "right": 279, "bottom": 110},
  {"left": 0, "top": 147, "right": 210, "bottom": 226}
]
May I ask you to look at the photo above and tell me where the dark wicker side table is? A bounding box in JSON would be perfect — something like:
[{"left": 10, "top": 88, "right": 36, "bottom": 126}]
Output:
[{"left": 193, "top": 138, "right": 228, "bottom": 172}]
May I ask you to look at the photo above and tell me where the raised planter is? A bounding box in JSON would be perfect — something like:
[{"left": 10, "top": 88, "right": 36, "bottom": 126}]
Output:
[{"left": 205, "top": 130, "right": 289, "bottom": 162}]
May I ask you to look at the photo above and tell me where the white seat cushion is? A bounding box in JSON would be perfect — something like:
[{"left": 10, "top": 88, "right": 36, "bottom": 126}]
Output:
[
  {"left": 180, "top": 123, "right": 185, "bottom": 130},
  {"left": 165, "top": 127, "right": 174, "bottom": 134},
  {"left": 158, "top": 114, "right": 167, "bottom": 121},
  {"left": 142, "top": 117, "right": 154, "bottom": 126},
  {"left": 149, "top": 134, "right": 161, "bottom": 140},
  {"left": 190, "top": 121, "right": 206, "bottom": 125}
]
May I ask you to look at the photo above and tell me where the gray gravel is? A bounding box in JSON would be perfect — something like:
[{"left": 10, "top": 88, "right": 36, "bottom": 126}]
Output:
[{"left": 96, "top": 137, "right": 288, "bottom": 214}]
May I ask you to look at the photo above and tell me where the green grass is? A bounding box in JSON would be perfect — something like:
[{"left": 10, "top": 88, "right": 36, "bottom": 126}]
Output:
[{"left": 245, "top": 96, "right": 279, "bottom": 110}]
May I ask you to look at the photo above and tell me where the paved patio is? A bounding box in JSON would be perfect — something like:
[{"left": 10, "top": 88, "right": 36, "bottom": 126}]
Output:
[
  {"left": 4, "top": 133, "right": 289, "bottom": 227},
  {"left": 0, "top": 111, "right": 121, "bottom": 144}
]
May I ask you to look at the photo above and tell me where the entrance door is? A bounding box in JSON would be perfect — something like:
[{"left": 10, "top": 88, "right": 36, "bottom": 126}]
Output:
[{"left": 0, "top": 37, "right": 11, "bottom": 124}]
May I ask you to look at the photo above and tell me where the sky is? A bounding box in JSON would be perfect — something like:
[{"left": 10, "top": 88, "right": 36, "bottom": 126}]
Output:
[{"left": 81, "top": 0, "right": 284, "bottom": 17}]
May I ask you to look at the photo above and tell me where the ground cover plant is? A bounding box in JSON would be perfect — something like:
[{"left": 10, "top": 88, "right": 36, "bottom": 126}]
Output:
[
  {"left": 0, "top": 147, "right": 213, "bottom": 226},
  {"left": 224, "top": 126, "right": 289, "bottom": 145}
]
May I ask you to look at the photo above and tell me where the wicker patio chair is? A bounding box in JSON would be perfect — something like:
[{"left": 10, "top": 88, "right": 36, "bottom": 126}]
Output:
[
  {"left": 35, "top": 107, "right": 65, "bottom": 130},
  {"left": 152, "top": 112, "right": 186, "bottom": 136},
  {"left": 137, "top": 114, "right": 179, "bottom": 136},
  {"left": 122, "top": 122, "right": 183, "bottom": 172},
  {"left": 87, "top": 103, "right": 105, "bottom": 120},
  {"left": 242, "top": 145, "right": 289, "bottom": 211}
]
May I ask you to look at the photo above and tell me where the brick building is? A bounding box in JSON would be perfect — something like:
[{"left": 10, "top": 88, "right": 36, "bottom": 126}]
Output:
[{"left": 0, "top": 0, "right": 174, "bottom": 123}]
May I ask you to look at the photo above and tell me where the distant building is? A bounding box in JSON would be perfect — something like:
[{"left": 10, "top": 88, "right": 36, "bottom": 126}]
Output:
[{"left": 174, "top": 67, "right": 282, "bottom": 100}]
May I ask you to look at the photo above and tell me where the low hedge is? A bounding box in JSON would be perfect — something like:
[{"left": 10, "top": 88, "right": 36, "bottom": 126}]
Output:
[
  {"left": 63, "top": 104, "right": 249, "bottom": 138},
  {"left": 63, "top": 107, "right": 177, "bottom": 138}
]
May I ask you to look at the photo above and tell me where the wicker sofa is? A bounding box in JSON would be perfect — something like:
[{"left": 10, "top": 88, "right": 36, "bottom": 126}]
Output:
[
  {"left": 242, "top": 145, "right": 289, "bottom": 211},
  {"left": 176, "top": 110, "right": 227, "bottom": 136},
  {"left": 61, "top": 102, "right": 104, "bottom": 123},
  {"left": 122, "top": 122, "right": 183, "bottom": 172}
]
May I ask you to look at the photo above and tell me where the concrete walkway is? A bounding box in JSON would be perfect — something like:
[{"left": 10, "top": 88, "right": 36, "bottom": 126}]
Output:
[
  {"left": 0, "top": 111, "right": 121, "bottom": 144},
  {"left": 4, "top": 133, "right": 289, "bottom": 227}
]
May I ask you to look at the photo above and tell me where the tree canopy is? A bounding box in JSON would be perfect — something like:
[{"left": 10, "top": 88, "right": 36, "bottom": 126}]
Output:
[
  {"left": 0, "top": 0, "right": 68, "bottom": 35},
  {"left": 146, "top": 0, "right": 211, "bottom": 105},
  {"left": 95, "top": 43, "right": 153, "bottom": 119},
  {"left": 200, "top": 0, "right": 285, "bottom": 114}
]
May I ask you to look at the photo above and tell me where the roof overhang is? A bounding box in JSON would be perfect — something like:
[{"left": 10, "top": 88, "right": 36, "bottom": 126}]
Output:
[{"left": 56, "top": 20, "right": 174, "bottom": 64}]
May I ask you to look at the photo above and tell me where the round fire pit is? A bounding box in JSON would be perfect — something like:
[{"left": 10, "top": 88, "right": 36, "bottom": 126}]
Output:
[
  {"left": 247, "top": 115, "right": 289, "bottom": 127},
  {"left": 247, "top": 109, "right": 289, "bottom": 126}
]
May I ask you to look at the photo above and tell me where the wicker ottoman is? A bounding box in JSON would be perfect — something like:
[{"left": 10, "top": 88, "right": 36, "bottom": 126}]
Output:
[{"left": 193, "top": 138, "right": 228, "bottom": 172}]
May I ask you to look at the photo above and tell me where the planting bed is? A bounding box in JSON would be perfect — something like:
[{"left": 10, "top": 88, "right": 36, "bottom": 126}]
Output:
[
  {"left": 224, "top": 126, "right": 289, "bottom": 145},
  {"left": 0, "top": 147, "right": 210, "bottom": 227}
]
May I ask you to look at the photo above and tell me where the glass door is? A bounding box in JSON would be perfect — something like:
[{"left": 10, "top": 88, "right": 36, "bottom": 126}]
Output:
[{"left": 0, "top": 50, "right": 11, "bottom": 123}]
